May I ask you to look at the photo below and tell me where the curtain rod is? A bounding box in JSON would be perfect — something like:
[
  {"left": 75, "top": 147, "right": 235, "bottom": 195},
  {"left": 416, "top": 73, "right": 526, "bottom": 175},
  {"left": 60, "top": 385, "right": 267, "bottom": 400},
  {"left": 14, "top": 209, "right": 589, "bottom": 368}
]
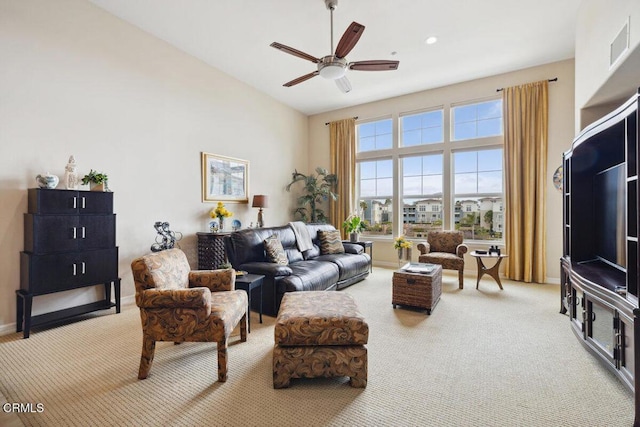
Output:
[
  {"left": 496, "top": 78, "right": 557, "bottom": 92},
  {"left": 325, "top": 116, "right": 359, "bottom": 126}
]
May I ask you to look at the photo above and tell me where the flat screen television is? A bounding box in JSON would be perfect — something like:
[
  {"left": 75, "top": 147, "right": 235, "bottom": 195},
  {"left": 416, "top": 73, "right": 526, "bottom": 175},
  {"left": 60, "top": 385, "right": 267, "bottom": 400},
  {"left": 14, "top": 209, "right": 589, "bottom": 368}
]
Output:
[{"left": 593, "top": 163, "right": 626, "bottom": 270}]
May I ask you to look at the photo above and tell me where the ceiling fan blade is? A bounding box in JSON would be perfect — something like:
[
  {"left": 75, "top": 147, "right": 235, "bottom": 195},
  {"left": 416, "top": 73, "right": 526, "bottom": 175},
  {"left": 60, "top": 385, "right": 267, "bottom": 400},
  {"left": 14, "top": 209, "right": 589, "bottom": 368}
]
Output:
[
  {"left": 270, "top": 42, "right": 321, "bottom": 63},
  {"left": 335, "top": 22, "right": 365, "bottom": 58},
  {"left": 283, "top": 71, "right": 319, "bottom": 87},
  {"left": 335, "top": 76, "right": 352, "bottom": 93},
  {"left": 349, "top": 60, "right": 400, "bottom": 71}
]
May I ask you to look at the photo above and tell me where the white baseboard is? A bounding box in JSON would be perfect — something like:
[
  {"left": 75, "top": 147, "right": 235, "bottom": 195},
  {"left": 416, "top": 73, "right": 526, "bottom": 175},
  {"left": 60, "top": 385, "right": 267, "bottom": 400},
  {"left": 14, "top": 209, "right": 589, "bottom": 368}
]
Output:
[{"left": 0, "top": 322, "right": 16, "bottom": 336}]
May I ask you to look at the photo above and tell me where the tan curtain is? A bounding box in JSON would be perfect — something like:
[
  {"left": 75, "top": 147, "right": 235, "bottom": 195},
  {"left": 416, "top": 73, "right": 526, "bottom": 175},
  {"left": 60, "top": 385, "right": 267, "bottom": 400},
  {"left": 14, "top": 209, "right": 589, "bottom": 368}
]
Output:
[
  {"left": 329, "top": 118, "right": 356, "bottom": 238},
  {"left": 503, "top": 80, "right": 548, "bottom": 283}
]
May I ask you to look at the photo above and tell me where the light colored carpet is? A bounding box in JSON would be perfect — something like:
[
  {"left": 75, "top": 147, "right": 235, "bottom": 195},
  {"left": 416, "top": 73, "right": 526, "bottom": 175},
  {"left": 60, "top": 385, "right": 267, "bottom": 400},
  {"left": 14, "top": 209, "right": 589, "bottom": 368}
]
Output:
[{"left": 0, "top": 268, "right": 634, "bottom": 426}]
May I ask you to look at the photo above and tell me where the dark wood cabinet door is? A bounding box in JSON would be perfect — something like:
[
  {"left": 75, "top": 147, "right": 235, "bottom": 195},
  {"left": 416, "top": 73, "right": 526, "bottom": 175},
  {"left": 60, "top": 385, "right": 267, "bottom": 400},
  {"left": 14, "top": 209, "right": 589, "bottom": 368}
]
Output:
[
  {"left": 28, "top": 189, "right": 113, "bottom": 215},
  {"left": 79, "top": 192, "right": 113, "bottom": 214},
  {"left": 80, "top": 248, "right": 118, "bottom": 285},
  {"left": 24, "top": 214, "right": 79, "bottom": 253},
  {"left": 78, "top": 215, "right": 116, "bottom": 250},
  {"left": 29, "top": 189, "right": 79, "bottom": 214},
  {"left": 21, "top": 252, "right": 77, "bottom": 295},
  {"left": 21, "top": 248, "right": 119, "bottom": 295},
  {"left": 24, "top": 214, "right": 115, "bottom": 253}
]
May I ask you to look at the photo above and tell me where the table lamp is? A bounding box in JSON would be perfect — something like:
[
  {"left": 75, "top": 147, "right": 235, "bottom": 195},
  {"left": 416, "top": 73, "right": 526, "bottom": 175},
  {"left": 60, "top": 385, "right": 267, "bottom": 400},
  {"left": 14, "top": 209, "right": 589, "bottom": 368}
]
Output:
[{"left": 252, "top": 195, "right": 268, "bottom": 228}]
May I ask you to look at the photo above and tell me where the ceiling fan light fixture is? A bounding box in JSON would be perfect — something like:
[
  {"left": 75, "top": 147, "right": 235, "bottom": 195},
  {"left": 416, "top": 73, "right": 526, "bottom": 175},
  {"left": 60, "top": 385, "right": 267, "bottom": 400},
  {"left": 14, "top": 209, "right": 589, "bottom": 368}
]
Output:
[
  {"left": 319, "top": 64, "right": 346, "bottom": 79},
  {"left": 318, "top": 56, "right": 347, "bottom": 79},
  {"left": 335, "top": 76, "right": 352, "bottom": 93}
]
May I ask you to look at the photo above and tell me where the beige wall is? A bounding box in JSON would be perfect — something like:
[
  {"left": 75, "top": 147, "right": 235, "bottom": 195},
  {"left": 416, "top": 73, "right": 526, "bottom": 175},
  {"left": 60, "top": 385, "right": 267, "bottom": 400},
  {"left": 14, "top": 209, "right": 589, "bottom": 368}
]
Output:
[
  {"left": 309, "top": 59, "right": 576, "bottom": 282},
  {"left": 0, "top": 0, "right": 308, "bottom": 332}
]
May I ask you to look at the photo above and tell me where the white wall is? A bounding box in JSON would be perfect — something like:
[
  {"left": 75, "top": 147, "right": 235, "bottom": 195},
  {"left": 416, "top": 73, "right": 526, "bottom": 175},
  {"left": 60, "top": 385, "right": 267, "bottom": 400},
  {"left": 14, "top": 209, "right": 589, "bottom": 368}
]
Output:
[
  {"left": 0, "top": 0, "right": 308, "bottom": 332},
  {"left": 309, "top": 60, "right": 576, "bottom": 282},
  {"left": 575, "top": 0, "right": 640, "bottom": 129}
]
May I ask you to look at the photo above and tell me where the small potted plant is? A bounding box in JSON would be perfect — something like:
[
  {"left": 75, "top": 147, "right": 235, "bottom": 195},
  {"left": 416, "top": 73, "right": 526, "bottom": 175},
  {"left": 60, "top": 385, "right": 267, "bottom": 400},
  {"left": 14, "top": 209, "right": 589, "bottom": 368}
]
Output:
[
  {"left": 342, "top": 214, "right": 366, "bottom": 242},
  {"left": 81, "top": 169, "right": 108, "bottom": 191}
]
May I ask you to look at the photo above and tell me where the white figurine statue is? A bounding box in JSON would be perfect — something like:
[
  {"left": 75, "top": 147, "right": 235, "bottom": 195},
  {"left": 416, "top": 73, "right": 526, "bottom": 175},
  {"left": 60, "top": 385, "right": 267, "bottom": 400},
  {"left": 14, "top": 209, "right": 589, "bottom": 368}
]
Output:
[{"left": 64, "top": 155, "right": 79, "bottom": 190}]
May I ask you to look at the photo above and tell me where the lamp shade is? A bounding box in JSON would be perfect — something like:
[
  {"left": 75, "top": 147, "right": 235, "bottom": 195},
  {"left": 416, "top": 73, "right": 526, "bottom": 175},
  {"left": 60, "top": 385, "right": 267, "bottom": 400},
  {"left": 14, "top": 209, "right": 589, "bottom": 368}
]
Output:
[{"left": 252, "top": 195, "right": 268, "bottom": 208}]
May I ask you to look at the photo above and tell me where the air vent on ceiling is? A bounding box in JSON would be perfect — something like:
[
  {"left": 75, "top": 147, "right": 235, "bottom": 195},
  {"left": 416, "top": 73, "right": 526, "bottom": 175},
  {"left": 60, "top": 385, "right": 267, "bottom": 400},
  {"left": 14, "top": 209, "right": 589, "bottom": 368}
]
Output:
[{"left": 610, "top": 18, "right": 630, "bottom": 67}]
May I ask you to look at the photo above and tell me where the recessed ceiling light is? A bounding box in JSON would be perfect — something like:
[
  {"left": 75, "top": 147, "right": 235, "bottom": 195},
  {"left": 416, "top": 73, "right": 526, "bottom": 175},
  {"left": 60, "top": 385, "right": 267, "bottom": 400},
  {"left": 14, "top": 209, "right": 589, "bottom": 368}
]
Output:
[
  {"left": 425, "top": 36, "right": 438, "bottom": 45},
  {"left": 390, "top": 51, "right": 398, "bottom": 56}
]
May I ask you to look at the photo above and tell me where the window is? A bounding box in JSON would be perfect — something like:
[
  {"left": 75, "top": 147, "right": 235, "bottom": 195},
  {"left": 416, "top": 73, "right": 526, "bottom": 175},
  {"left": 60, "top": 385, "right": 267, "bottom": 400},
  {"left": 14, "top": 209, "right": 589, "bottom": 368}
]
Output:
[
  {"left": 402, "top": 154, "right": 443, "bottom": 238},
  {"left": 355, "top": 98, "right": 503, "bottom": 242},
  {"left": 358, "top": 159, "right": 393, "bottom": 235},
  {"left": 452, "top": 99, "right": 502, "bottom": 141},
  {"left": 453, "top": 149, "right": 503, "bottom": 240},
  {"left": 358, "top": 119, "right": 393, "bottom": 152},
  {"left": 401, "top": 110, "right": 443, "bottom": 146}
]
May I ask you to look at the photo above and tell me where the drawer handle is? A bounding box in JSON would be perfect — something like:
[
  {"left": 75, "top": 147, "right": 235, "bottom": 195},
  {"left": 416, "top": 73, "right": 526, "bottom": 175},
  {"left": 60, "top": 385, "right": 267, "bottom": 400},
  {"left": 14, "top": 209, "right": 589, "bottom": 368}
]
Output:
[
  {"left": 73, "top": 263, "right": 77, "bottom": 276},
  {"left": 81, "top": 197, "right": 86, "bottom": 209},
  {"left": 73, "top": 227, "right": 77, "bottom": 239},
  {"left": 81, "top": 227, "right": 86, "bottom": 239},
  {"left": 73, "top": 196, "right": 77, "bottom": 209},
  {"left": 81, "top": 262, "right": 85, "bottom": 274}
]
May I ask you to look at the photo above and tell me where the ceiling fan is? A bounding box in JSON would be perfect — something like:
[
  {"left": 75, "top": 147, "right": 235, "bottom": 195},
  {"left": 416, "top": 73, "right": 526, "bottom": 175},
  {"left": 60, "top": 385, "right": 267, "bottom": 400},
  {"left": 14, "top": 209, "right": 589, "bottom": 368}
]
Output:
[{"left": 270, "top": 0, "right": 399, "bottom": 93}]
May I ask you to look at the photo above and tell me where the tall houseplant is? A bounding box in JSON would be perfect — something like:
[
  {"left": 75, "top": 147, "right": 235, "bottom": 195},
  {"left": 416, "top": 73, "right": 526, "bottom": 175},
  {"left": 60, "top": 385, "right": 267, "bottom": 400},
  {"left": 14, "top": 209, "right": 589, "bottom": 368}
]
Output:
[{"left": 286, "top": 167, "right": 338, "bottom": 223}]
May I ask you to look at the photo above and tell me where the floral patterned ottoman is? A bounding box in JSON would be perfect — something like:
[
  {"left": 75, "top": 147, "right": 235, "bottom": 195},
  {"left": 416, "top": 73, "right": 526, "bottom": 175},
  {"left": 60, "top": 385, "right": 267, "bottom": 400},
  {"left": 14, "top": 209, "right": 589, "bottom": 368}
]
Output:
[{"left": 273, "top": 291, "right": 369, "bottom": 388}]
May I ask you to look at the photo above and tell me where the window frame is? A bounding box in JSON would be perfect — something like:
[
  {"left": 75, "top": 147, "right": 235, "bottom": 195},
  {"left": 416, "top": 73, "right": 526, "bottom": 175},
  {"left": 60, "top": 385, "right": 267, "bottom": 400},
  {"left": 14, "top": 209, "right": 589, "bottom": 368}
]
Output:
[{"left": 355, "top": 96, "right": 504, "bottom": 244}]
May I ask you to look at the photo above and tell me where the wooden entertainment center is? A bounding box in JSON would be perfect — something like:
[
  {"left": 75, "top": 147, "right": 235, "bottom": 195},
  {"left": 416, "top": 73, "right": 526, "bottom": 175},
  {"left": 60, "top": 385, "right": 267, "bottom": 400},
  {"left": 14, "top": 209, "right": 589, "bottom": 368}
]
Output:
[{"left": 561, "top": 89, "right": 639, "bottom": 424}]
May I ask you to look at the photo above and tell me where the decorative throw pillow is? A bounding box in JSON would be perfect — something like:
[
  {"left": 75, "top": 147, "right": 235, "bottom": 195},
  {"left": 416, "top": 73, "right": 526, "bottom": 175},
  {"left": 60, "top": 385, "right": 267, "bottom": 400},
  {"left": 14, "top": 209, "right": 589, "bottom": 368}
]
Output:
[
  {"left": 318, "top": 229, "right": 345, "bottom": 255},
  {"left": 264, "top": 235, "right": 288, "bottom": 265}
]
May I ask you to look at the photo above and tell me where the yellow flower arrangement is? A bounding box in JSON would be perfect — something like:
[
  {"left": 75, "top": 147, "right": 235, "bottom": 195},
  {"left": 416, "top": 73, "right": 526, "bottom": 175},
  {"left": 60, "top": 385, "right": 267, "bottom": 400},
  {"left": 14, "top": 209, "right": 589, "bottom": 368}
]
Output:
[
  {"left": 393, "top": 235, "right": 412, "bottom": 250},
  {"left": 210, "top": 201, "right": 233, "bottom": 221}
]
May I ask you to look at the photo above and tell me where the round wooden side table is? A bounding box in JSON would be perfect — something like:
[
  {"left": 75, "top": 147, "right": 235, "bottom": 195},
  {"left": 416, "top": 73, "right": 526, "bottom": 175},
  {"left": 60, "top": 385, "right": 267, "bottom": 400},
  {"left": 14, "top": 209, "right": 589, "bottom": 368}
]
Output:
[{"left": 470, "top": 251, "right": 508, "bottom": 290}]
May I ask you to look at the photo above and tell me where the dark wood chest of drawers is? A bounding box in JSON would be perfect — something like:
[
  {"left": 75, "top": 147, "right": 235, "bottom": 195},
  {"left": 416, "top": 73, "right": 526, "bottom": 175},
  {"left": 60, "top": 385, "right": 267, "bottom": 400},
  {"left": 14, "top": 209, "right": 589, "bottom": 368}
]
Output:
[{"left": 17, "top": 188, "right": 121, "bottom": 338}]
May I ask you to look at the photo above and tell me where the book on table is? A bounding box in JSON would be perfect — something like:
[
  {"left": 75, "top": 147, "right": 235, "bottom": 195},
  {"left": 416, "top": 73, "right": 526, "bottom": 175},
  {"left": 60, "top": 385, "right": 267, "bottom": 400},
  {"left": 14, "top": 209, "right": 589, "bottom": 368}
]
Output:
[{"left": 400, "top": 262, "right": 437, "bottom": 274}]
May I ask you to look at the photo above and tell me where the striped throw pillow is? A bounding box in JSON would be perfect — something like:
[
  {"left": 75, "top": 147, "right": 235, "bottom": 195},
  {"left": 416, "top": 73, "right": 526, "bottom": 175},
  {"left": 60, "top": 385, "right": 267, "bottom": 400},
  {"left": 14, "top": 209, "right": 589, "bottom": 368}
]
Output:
[
  {"left": 318, "top": 230, "right": 345, "bottom": 255},
  {"left": 264, "top": 235, "right": 288, "bottom": 265}
]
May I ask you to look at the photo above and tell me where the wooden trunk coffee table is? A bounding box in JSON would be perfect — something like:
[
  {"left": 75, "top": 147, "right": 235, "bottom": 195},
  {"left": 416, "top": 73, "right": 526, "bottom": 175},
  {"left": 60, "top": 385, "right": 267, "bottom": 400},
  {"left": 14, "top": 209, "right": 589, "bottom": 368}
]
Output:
[{"left": 392, "top": 264, "right": 442, "bottom": 314}]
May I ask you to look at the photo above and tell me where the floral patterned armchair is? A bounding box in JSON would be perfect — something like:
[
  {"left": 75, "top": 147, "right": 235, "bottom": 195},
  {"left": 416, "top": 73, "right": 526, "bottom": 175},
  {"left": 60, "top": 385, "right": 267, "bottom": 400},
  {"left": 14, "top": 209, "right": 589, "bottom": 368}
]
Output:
[
  {"left": 131, "top": 248, "right": 247, "bottom": 382},
  {"left": 417, "top": 230, "right": 468, "bottom": 289}
]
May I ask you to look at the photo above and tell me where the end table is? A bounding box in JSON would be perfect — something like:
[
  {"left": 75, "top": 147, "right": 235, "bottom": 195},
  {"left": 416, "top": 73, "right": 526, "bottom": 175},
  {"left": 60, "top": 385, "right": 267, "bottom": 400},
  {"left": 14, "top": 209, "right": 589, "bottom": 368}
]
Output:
[
  {"left": 234, "top": 273, "right": 264, "bottom": 333},
  {"left": 470, "top": 251, "right": 508, "bottom": 290}
]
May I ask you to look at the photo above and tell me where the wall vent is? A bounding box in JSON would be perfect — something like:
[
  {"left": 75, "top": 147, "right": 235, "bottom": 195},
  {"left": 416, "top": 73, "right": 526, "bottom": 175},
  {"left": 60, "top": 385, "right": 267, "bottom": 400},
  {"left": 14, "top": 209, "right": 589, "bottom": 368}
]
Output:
[{"left": 610, "top": 18, "right": 630, "bottom": 67}]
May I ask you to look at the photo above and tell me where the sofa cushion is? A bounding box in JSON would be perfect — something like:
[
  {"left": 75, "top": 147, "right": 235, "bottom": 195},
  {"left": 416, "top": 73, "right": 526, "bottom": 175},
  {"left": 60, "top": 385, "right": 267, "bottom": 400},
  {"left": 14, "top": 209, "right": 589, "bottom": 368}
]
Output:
[
  {"left": 278, "top": 260, "right": 339, "bottom": 293},
  {"left": 315, "top": 253, "right": 371, "bottom": 281},
  {"left": 225, "top": 226, "right": 303, "bottom": 267},
  {"left": 318, "top": 229, "right": 345, "bottom": 255},
  {"left": 264, "top": 235, "right": 288, "bottom": 265}
]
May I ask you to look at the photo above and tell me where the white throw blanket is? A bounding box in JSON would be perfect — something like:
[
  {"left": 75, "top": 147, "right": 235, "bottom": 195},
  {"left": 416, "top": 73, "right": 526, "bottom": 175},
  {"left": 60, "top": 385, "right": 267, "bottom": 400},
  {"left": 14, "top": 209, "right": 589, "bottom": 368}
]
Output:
[{"left": 289, "top": 221, "right": 313, "bottom": 252}]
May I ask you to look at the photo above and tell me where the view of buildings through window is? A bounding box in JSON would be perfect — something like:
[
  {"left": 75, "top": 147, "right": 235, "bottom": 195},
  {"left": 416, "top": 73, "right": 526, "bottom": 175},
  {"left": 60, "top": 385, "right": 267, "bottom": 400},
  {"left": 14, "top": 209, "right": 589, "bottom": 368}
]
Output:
[{"left": 356, "top": 99, "right": 503, "bottom": 242}]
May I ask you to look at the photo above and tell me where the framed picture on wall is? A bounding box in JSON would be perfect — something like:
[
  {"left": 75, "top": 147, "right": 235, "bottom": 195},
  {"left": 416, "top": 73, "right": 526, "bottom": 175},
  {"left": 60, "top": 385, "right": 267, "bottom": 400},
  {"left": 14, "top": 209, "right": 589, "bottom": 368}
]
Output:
[{"left": 201, "top": 152, "right": 249, "bottom": 203}]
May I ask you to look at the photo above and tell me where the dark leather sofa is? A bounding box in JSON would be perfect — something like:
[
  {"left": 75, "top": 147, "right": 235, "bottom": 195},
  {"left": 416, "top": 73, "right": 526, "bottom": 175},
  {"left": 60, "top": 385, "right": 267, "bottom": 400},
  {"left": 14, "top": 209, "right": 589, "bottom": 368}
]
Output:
[{"left": 224, "top": 223, "right": 371, "bottom": 316}]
